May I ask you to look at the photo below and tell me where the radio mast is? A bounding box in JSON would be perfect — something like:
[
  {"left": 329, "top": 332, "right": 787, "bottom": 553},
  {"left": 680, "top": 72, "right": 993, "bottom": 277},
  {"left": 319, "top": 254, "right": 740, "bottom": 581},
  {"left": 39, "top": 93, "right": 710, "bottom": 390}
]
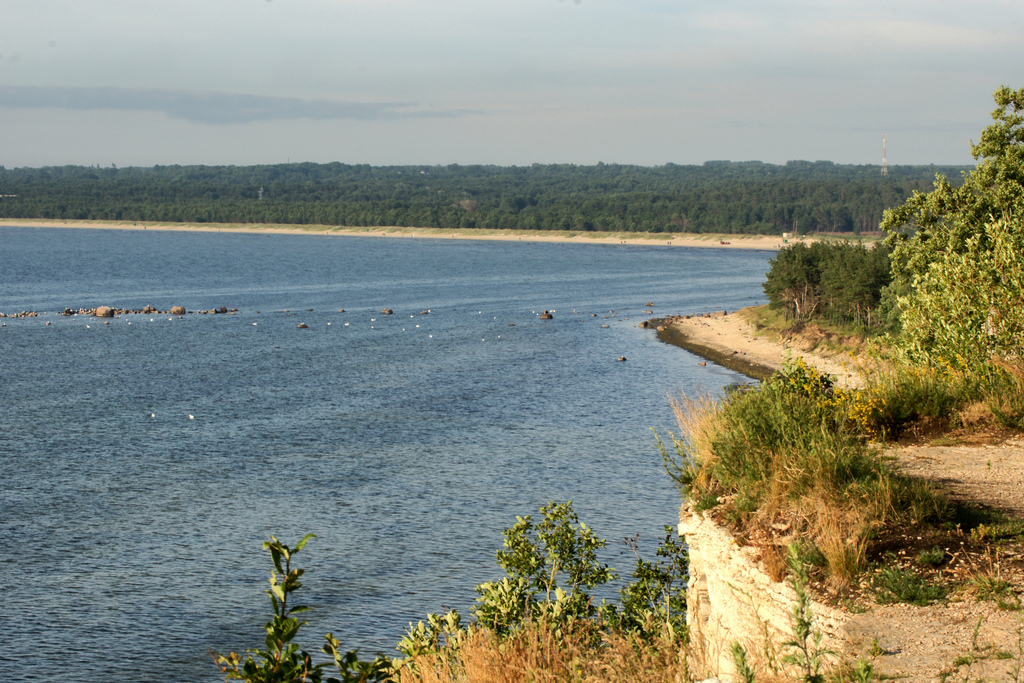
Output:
[{"left": 881, "top": 133, "right": 888, "bottom": 177}]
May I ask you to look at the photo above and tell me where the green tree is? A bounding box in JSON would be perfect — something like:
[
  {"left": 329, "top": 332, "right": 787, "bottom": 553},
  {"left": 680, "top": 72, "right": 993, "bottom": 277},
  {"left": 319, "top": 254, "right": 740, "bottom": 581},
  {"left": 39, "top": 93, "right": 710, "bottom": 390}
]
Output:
[{"left": 882, "top": 86, "right": 1024, "bottom": 367}]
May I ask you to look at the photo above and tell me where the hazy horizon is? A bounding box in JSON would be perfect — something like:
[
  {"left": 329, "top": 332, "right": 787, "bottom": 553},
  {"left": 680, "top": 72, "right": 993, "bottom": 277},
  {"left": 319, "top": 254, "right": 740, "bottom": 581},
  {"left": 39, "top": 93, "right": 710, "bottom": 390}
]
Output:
[{"left": 2, "top": 1, "right": 1020, "bottom": 169}]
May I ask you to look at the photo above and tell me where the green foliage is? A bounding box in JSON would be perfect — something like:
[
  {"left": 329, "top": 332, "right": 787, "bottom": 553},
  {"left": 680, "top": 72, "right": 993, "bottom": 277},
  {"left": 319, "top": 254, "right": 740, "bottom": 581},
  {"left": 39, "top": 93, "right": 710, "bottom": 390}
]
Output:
[
  {"left": 613, "top": 527, "right": 689, "bottom": 642},
  {"left": 219, "top": 508, "right": 690, "bottom": 683},
  {"left": 883, "top": 86, "right": 1024, "bottom": 369},
  {"left": 763, "top": 241, "right": 891, "bottom": 327},
  {"left": 475, "top": 501, "right": 615, "bottom": 635},
  {"left": 697, "top": 358, "right": 882, "bottom": 514},
  {"left": 917, "top": 546, "right": 947, "bottom": 567},
  {"left": 782, "top": 548, "right": 835, "bottom": 683},
  {"left": 211, "top": 535, "right": 389, "bottom": 683},
  {"left": 0, "top": 161, "right": 968, "bottom": 234},
  {"left": 871, "top": 559, "right": 948, "bottom": 606},
  {"left": 731, "top": 642, "right": 758, "bottom": 683},
  {"left": 662, "top": 356, "right": 950, "bottom": 580},
  {"left": 390, "top": 500, "right": 689, "bottom": 672},
  {"left": 212, "top": 534, "right": 325, "bottom": 683},
  {"left": 968, "top": 574, "right": 1021, "bottom": 610}
]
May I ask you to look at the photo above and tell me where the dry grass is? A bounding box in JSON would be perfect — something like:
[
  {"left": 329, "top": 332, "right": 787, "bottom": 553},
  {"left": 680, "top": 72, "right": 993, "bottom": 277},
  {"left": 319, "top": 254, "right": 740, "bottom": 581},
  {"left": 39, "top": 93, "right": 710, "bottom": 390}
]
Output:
[
  {"left": 395, "top": 620, "right": 691, "bottom": 683},
  {"left": 663, "top": 367, "right": 949, "bottom": 585}
]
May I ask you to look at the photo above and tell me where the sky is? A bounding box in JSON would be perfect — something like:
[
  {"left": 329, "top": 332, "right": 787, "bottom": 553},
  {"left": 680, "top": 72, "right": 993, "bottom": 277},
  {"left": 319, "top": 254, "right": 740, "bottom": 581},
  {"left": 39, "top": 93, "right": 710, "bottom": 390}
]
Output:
[{"left": 1, "top": 0, "right": 1022, "bottom": 169}]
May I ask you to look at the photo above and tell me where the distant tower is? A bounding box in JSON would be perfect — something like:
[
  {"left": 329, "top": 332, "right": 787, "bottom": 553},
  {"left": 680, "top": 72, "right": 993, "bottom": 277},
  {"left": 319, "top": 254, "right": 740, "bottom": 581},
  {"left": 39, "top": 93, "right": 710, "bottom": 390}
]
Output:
[{"left": 881, "top": 133, "right": 888, "bottom": 177}]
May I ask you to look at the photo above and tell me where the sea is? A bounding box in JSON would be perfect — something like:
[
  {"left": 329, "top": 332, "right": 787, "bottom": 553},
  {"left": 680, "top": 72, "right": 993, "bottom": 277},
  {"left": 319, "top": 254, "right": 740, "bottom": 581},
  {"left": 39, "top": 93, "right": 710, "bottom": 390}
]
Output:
[{"left": 0, "top": 226, "right": 773, "bottom": 682}]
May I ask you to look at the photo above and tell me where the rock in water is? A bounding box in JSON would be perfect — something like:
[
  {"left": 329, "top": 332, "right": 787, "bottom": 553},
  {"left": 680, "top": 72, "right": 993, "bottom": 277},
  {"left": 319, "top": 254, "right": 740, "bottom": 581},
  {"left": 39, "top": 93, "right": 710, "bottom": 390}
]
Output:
[
  {"left": 170, "top": 306, "right": 186, "bottom": 315},
  {"left": 95, "top": 306, "right": 114, "bottom": 318}
]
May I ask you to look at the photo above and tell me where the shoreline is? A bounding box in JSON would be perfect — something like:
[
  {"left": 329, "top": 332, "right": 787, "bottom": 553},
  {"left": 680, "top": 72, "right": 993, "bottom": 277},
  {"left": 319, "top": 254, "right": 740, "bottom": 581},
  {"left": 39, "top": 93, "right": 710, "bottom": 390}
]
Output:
[
  {"left": 653, "top": 309, "right": 863, "bottom": 388},
  {"left": 0, "top": 218, "right": 805, "bottom": 250}
]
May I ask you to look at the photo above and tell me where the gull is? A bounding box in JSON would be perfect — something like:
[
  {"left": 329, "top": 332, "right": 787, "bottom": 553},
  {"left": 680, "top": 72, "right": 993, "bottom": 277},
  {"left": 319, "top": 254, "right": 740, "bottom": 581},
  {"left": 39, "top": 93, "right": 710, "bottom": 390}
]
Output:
[
  {"left": 253, "top": 323, "right": 257, "bottom": 326},
  {"left": 189, "top": 414, "right": 194, "bottom": 420},
  {"left": 150, "top": 413, "right": 155, "bottom": 418}
]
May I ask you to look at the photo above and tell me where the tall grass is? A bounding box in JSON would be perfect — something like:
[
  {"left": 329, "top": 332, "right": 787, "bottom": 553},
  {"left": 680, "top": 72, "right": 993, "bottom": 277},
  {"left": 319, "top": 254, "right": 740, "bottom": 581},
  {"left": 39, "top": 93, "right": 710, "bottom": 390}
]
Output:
[
  {"left": 396, "top": 619, "right": 691, "bottom": 683},
  {"left": 662, "top": 358, "right": 948, "bottom": 584},
  {"left": 849, "top": 358, "right": 1024, "bottom": 437}
]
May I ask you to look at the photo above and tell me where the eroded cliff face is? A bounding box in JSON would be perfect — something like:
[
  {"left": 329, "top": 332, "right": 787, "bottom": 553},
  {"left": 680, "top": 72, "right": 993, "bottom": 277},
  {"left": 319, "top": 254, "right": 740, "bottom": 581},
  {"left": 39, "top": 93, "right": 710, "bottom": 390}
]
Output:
[{"left": 679, "top": 507, "right": 849, "bottom": 681}]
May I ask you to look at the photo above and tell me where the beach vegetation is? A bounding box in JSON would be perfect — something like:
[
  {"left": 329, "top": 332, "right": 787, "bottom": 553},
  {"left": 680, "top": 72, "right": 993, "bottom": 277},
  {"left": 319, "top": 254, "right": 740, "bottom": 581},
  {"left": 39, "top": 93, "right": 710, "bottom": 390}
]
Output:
[{"left": 870, "top": 559, "right": 949, "bottom": 606}]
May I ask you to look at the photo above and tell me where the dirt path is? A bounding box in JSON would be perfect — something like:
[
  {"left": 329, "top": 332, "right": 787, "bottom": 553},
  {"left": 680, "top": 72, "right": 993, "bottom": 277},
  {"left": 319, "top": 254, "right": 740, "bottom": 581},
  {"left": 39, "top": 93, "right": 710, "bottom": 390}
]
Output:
[
  {"left": 896, "top": 440, "right": 1024, "bottom": 519},
  {"left": 849, "top": 439, "right": 1024, "bottom": 683}
]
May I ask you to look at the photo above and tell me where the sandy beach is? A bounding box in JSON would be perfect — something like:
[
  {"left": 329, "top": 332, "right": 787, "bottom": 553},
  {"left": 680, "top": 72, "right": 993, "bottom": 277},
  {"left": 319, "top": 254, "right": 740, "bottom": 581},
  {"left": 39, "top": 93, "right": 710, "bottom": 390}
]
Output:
[
  {"left": 655, "top": 309, "right": 864, "bottom": 387},
  {"left": 0, "top": 218, "right": 801, "bottom": 250}
]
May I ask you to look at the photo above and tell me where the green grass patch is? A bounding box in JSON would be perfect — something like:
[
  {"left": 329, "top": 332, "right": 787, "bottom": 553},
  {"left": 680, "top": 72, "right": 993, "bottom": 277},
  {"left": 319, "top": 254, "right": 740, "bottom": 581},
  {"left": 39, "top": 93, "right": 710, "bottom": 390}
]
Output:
[
  {"left": 871, "top": 562, "right": 949, "bottom": 606},
  {"left": 917, "top": 545, "right": 947, "bottom": 567}
]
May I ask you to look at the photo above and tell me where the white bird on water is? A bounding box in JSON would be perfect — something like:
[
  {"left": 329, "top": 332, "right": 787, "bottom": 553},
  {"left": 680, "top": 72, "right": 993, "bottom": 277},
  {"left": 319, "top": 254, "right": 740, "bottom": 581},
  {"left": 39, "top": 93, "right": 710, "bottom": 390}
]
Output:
[{"left": 189, "top": 414, "right": 194, "bottom": 420}]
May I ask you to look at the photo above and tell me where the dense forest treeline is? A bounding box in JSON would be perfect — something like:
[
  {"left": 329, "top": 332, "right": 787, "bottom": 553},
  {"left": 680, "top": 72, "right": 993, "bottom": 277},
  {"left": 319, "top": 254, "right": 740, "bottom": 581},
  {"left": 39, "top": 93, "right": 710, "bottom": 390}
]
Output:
[{"left": 0, "top": 160, "right": 968, "bottom": 234}]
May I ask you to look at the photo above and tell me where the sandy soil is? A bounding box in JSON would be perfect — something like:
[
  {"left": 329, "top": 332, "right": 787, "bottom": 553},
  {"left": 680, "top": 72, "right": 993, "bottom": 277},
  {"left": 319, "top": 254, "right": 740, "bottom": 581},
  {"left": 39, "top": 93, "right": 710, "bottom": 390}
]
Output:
[
  {"left": 658, "top": 310, "right": 864, "bottom": 388},
  {"left": 0, "top": 218, "right": 801, "bottom": 250}
]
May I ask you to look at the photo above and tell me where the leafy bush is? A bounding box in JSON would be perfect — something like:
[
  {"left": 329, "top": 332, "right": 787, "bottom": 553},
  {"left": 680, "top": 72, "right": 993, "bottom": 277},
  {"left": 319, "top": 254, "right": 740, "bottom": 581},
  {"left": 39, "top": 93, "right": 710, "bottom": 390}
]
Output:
[{"left": 883, "top": 86, "right": 1024, "bottom": 370}]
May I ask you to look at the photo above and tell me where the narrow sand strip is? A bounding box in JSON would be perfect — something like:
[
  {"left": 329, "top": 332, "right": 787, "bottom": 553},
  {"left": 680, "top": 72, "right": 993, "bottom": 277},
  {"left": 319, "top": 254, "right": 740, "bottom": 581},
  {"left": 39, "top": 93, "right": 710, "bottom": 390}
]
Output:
[{"left": 0, "top": 219, "right": 802, "bottom": 250}]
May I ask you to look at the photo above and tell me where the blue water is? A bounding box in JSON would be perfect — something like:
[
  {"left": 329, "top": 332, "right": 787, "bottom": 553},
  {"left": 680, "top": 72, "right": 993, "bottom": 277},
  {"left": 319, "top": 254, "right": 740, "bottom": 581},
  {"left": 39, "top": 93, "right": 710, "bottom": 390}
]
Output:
[{"left": 0, "top": 227, "right": 772, "bottom": 683}]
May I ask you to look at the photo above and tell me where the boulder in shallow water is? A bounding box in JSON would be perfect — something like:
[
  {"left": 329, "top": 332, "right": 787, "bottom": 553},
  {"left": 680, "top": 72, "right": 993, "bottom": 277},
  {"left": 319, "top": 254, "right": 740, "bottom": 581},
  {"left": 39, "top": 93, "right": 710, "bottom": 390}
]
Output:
[
  {"left": 170, "top": 306, "right": 186, "bottom": 315},
  {"left": 95, "top": 306, "right": 114, "bottom": 318}
]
